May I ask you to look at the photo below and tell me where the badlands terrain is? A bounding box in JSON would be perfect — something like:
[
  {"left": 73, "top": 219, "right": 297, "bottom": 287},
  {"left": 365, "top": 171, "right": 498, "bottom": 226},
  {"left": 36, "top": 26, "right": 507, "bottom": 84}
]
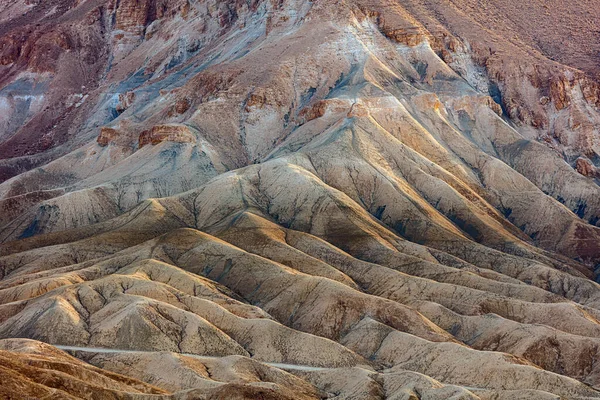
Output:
[{"left": 1, "top": 0, "right": 600, "bottom": 398}]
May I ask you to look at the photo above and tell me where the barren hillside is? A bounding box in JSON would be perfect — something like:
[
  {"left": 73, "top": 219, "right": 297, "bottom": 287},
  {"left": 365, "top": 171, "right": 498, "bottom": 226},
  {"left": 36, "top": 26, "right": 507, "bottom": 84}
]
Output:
[{"left": 1, "top": 0, "right": 600, "bottom": 398}]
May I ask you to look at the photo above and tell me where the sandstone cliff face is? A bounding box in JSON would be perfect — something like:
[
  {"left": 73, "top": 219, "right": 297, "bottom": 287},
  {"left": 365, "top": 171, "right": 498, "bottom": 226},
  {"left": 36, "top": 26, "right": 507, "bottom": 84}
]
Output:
[{"left": 1, "top": 0, "right": 600, "bottom": 398}]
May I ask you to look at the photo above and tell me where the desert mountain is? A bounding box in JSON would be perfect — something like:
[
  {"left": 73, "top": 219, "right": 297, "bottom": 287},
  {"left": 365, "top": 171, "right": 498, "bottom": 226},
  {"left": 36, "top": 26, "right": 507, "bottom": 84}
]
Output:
[{"left": 1, "top": 0, "right": 600, "bottom": 398}]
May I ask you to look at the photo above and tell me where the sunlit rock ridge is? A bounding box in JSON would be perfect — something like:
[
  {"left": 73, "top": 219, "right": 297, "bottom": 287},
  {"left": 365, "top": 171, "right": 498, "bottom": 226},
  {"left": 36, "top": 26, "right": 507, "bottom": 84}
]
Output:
[{"left": 1, "top": 0, "right": 600, "bottom": 398}]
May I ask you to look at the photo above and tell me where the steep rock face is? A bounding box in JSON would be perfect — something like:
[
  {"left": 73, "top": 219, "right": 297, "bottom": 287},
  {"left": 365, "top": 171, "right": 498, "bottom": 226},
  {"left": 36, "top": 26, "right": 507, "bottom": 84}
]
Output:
[
  {"left": 0, "top": 2, "right": 109, "bottom": 163},
  {"left": 0, "top": 0, "right": 252, "bottom": 177},
  {"left": 399, "top": 0, "right": 600, "bottom": 162},
  {"left": 1, "top": 0, "right": 600, "bottom": 398}
]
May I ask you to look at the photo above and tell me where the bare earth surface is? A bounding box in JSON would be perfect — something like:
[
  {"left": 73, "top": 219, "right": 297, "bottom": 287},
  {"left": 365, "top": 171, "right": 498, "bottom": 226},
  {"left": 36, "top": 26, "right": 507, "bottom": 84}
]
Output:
[{"left": 1, "top": 0, "right": 600, "bottom": 399}]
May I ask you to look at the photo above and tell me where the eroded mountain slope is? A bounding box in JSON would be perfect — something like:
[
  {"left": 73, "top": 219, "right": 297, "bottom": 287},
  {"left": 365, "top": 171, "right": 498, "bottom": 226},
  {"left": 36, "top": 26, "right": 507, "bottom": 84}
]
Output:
[{"left": 1, "top": 0, "right": 600, "bottom": 398}]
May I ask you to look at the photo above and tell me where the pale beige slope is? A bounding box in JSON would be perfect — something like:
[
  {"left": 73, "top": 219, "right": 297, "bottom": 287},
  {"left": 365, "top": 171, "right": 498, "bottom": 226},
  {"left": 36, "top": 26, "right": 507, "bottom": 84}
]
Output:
[
  {"left": 0, "top": 338, "right": 324, "bottom": 400},
  {"left": 80, "top": 351, "right": 322, "bottom": 399},
  {"left": 0, "top": 183, "right": 599, "bottom": 391},
  {"left": 342, "top": 317, "right": 600, "bottom": 398},
  {"left": 0, "top": 202, "right": 599, "bottom": 395},
  {"left": 217, "top": 211, "right": 557, "bottom": 304},
  {"left": 4, "top": 150, "right": 600, "bottom": 316},
  {"left": 0, "top": 233, "right": 367, "bottom": 368},
  {"left": 216, "top": 210, "right": 600, "bottom": 385},
  {"left": 0, "top": 339, "right": 167, "bottom": 399},
  {"left": 166, "top": 156, "right": 600, "bottom": 310},
  {"left": 216, "top": 212, "right": 600, "bottom": 338},
  {"left": 297, "top": 367, "right": 480, "bottom": 400},
  {"left": 4, "top": 154, "right": 600, "bottom": 339},
  {"left": 415, "top": 300, "right": 600, "bottom": 386}
]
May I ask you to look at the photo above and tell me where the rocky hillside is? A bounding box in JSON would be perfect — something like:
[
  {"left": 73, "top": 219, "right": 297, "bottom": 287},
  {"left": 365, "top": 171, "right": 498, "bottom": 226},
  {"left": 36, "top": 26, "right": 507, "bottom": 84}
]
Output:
[{"left": 1, "top": 0, "right": 600, "bottom": 398}]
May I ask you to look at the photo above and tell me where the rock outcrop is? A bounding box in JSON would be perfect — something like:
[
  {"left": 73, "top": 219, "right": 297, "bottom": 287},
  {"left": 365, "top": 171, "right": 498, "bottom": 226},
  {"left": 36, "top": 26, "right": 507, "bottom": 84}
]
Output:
[
  {"left": 96, "top": 127, "right": 120, "bottom": 147},
  {"left": 138, "top": 124, "right": 196, "bottom": 147},
  {"left": 576, "top": 157, "right": 599, "bottom": 178}
]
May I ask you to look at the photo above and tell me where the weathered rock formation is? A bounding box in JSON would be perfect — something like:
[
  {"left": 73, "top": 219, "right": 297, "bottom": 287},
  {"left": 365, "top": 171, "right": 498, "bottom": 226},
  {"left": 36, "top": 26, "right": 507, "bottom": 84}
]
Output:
[
  {"left": 1, "top": 0, "right": 600, "bottom": 398},
  {"left": 96, "top": 127, "right": 120, "bottom": 147},
  {"left": 139, "top": 124, "right": 196, "bottom": 147}
]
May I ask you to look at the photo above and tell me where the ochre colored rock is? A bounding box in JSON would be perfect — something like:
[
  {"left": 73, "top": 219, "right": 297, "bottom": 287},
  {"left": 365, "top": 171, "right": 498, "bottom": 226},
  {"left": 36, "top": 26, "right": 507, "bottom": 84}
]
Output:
[
  {"left": 299, "top": 100, "right": 328, "bottom": 123},
  {"left": 246, "top": 93, "right": 267, "bottom": 110},
  {"left": 174, "top": 98, "right": 191, "bottom": 114},
  {"left": 576, "top": 157, "right": 597, "bottom": 177},
  {"left": 383, "top": 28, "right": 425, "bottom": 47},
  {"left": 347, "top": 103, "right": 369, "bottom": 118},
  {"left": 113, "top": 0, "right": 153, "bottom": 36},
  {"left": 97, "top": 127, "right": 120, "bottom": 147},
  {"left": 139, "top": 124, "right": 195, "bottom": 147},
  {"left": 550, "top": 76, "right": 571, "bottom": 111}
]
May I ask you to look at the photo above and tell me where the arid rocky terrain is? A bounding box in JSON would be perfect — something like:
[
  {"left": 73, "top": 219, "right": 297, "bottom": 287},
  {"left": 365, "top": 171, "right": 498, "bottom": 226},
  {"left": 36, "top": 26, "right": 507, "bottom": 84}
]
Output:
[{"left": 1, "top": 0, "right": 600, "bottom": 398}]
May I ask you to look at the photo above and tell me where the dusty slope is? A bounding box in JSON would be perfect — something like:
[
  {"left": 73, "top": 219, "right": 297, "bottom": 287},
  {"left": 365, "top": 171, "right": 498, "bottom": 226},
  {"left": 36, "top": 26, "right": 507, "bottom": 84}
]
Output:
[{"left": 1, "top": 0, "right": 600, "bottom": 398}]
